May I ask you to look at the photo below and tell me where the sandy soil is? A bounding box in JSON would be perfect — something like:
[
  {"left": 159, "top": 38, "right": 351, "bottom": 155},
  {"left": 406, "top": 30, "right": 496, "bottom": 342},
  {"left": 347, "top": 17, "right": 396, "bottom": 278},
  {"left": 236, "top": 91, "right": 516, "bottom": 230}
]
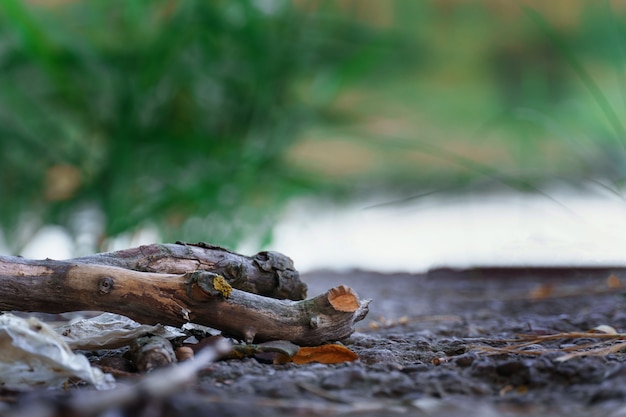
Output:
[{"left": 4, "top": 267, "right": 626, "bottom": 417}]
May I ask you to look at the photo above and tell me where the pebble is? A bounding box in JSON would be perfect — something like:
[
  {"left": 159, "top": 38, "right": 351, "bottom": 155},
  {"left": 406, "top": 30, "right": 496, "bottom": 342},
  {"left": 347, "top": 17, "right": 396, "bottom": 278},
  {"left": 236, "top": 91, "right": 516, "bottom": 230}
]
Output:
[
  {"left": 402, "top": 363, "right": 429, "bottom": 373},
  {"left": 454, "top": 353, "right": 477, "bottom": 368},
  {"left": 320, "top": 367, "right": 366, "bottom": 389},
  {"left": 358, "top": 348, "right": 400, "bottom": 365}
]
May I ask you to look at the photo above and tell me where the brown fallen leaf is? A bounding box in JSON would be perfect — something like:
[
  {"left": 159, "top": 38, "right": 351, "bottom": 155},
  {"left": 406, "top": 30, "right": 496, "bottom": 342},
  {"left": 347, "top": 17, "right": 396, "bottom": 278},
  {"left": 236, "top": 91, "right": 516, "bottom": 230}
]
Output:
[
  {"left": 607, "top": 274, "right": 622, "bottom": 289},
  {"left": 529, "top": 283, "right": 553, "bottom": 300},
  {"left": 282, "top": 344, "right": 359, "bottom": 365}
]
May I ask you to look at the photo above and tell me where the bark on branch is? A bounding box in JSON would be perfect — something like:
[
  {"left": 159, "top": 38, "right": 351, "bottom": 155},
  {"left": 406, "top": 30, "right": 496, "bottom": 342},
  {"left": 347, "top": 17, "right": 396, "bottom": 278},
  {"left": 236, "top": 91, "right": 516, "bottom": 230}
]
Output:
[
  {"left": 73, "top": 241, "right": 307, "bottom": 300},
  {"left": 0, "top": 244, "right": 370, "bottom": 345}
]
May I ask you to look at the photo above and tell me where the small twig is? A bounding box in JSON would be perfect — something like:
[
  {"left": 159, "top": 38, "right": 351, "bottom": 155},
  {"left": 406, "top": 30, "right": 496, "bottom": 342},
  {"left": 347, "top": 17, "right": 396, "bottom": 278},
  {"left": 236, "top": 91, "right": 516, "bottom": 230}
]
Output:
[
  {"left": 473, "top": 331, "right": 626, "bottom": 361},
  {"left": 361, "top": 314, "right": 463, "bottom": 332},
  {"left": 515, "top": 332, "right": 626, "bottom": 341},
  {"left": 0, "top": 257, "right": 370, "bottom": 345},
  {"left": 68, "top": 338, "right": 231, "bottom": 415}
]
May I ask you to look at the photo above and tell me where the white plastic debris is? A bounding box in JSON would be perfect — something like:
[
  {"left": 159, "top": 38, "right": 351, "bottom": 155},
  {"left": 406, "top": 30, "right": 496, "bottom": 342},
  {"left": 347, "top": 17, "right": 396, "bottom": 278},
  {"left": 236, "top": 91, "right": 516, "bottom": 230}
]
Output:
[
  {"left": 0, "top": 313, "right": 115, "bottom": 390},
  {"left": 56, "top": 312, "right": 186, "bottom": 350}
]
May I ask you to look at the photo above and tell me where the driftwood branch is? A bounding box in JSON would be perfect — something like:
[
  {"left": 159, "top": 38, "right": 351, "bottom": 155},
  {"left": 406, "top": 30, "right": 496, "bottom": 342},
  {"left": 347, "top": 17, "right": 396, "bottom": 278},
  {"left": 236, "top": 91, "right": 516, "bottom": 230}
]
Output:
[
  {"left": 73, "top": 242, "right": 307, "bottom": 300},
  {"left": 69, "top": 339, "right": 231, "bottom": 416},
  {"left": 0, "top": 244, "right": 370, "bottom": 345}
]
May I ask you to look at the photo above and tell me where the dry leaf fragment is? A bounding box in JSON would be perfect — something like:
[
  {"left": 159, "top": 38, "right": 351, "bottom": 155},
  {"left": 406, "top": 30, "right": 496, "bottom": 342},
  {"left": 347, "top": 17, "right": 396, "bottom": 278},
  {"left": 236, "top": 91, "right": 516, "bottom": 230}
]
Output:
[
  {"left": 368, "top": 321, "right": 381, "bottom": 330},
  {"left": 529, "top": 283, "right": 553, "bottom": 300},
  {"left": 590, "top": 325, "right": 618, "bottom": 335},
  {"left": 290, "top": 344, "right": 359, "bottom": 364},
  {"left": 607, "top": 274, "right": 622, "bottom": 289}
]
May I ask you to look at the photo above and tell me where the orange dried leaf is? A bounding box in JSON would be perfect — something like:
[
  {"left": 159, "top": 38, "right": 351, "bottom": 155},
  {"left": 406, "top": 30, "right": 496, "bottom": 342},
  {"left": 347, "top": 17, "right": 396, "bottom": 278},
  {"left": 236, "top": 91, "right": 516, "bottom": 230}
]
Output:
[
  {"left": 607, "top": 274, "right": 622, "bottom": 289},
  {"left": 529, "top": 283, "right": 553, "bottom": 300},
  {"left": 291, "top": 344, "right": 359, "bottom": 364}
]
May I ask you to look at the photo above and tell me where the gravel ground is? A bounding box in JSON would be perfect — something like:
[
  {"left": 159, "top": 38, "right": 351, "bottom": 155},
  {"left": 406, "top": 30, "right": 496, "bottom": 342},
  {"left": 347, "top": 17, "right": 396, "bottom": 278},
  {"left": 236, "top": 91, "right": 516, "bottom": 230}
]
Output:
[{"left": 5, "top": 267, "right": 626, "bottom": 417}]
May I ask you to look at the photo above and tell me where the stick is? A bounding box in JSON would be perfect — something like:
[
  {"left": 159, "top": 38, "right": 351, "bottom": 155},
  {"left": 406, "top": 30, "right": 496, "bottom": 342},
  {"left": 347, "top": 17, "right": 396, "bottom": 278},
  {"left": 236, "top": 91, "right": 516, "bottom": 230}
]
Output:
[
  {"left": 69, "top": 339, "right": 232, "bottom": 416},
  {"left": 0, "top": 256, "right": 370, "bottom": 345},
  {"left": 72, "top": 241, "right": 307, "bottom": 300}
]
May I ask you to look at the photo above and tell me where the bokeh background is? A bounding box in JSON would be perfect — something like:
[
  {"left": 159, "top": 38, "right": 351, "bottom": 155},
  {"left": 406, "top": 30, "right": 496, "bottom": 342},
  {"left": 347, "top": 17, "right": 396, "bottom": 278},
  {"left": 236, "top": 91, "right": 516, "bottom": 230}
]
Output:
[{"left": 2, "top": 0, "right": 626, "bottom": 270}]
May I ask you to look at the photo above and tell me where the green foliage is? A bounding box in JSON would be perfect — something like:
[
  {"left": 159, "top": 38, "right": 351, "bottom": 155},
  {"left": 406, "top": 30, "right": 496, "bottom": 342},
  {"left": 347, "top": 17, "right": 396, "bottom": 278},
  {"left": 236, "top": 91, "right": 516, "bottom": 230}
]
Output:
[
  {"left": 2, "top": 1, "right": 625, "bottom": 256},
  {"left": 307, "top": 2, "right": 626, "bottom": 200},
  {"left": 523, "top": 7, "right": 626, "bottom": 148},
  {"left": 0, "top": 0, "right": 397, "bottom": 253}
]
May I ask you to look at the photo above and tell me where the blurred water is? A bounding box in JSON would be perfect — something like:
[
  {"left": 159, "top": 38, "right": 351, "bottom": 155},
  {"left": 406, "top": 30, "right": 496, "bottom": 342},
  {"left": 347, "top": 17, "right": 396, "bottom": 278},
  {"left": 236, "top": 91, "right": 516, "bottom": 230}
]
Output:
[
  {"left": 270, "top": 189, "right": 626, "bottom": 273},
  {"left": 12, "top": 189, "right": 626, "bottom": 274}
]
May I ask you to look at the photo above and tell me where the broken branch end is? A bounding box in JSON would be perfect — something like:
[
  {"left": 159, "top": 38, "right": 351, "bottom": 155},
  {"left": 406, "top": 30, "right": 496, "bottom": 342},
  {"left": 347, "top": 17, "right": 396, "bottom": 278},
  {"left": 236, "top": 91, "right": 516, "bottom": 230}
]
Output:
[{"left": 327, "top": 285, "right": 360, "bottom": 312}]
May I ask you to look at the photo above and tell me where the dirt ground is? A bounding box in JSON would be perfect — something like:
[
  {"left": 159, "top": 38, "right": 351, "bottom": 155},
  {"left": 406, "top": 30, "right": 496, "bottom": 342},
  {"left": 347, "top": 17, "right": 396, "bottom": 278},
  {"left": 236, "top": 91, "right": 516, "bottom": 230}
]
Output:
[{"left": 4, "top": 266, "right": 626, "bottom": 417}]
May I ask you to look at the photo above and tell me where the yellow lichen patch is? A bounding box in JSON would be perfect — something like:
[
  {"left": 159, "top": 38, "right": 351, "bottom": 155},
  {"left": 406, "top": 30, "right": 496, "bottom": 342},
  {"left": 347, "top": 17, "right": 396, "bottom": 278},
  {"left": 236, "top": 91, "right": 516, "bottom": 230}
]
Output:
[{"left": 213, "top": 275, "right": 232, "bottom": 298}]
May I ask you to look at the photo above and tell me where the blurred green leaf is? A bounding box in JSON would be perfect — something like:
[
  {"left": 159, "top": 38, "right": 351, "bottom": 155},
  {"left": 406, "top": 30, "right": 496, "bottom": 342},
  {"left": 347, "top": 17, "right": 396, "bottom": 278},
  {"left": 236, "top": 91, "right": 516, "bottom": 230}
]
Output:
[
  {"left": 0, "top": 0, "right": 407, "bottom": 254},
  {"left": 2, "top": 1, "right": 626, "bottom": 257}
]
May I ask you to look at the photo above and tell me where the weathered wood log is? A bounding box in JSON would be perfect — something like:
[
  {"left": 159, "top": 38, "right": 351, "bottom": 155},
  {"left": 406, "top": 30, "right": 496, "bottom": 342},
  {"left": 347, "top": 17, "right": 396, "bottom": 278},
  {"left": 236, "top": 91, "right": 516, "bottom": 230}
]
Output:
[
  {"left": 0, "top": 256, "right": 370, "bottom": 345},
  {"left": 72, "top": 242, "right": 307, "bottom": 300}
]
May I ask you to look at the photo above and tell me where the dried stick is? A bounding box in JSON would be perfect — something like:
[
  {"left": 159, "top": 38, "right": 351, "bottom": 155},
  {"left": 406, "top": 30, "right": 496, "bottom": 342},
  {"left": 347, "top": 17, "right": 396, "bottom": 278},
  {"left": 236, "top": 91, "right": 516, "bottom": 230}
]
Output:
[
  {"left": 72, "top": 241, "right": 307, "bottom": 300},
  {"left": 0, "top": 256, "right": 369, "bottom": 345},
  {"left": 69, "top": 339, "right": 232, "bottom": 416}
]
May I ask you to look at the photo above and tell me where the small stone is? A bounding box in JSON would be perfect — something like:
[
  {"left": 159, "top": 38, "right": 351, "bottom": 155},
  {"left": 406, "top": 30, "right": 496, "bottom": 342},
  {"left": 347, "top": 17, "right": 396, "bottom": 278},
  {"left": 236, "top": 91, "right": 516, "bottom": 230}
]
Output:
[
  {"left": 414, "top": 340, "right": 432, "bottom": 351},
  {"left": 320, "top": 367, "right": 366, "bottom": 389},
  {"left": 496, "top": 360, "right": 531, "bottom": 385},
  {"left": 454, "top": 353, "right": 477, "bottom": 368},
  {"left": 470, "top": 359, "right": 496, "bottom": 377},
  {"left": 402, "top": 363, "right": 429, "bottom": 373},
  {"left": 176, "top": 346, "right": 194, "bottom": 362},
  {"left": 496, "top": 360, "right": 529, "bottom": 377},
  {"left": 358, "top": 348, "right": 399, "bottom": 365}
]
